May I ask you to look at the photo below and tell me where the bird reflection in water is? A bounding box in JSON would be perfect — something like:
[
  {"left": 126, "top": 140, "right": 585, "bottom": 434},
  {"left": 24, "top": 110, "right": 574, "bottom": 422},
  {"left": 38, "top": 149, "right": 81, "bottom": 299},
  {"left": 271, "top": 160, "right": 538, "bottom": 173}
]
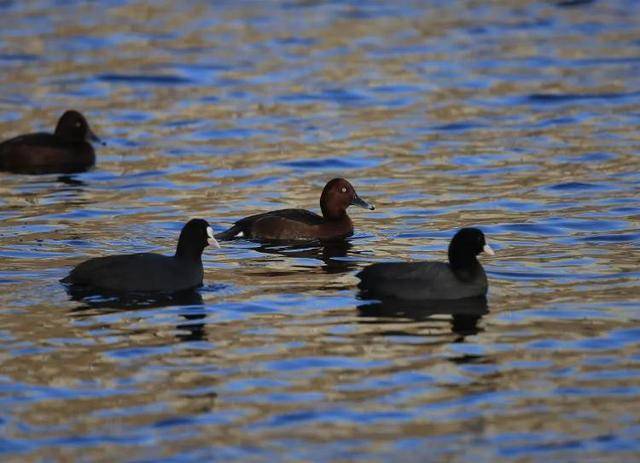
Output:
[
  {"left": 253, "top": 239, "right": 358, "bottom": 274},
  {"left": 65, "top": 286, "right": 209, "bottom": 342},
  {"left": 357, "top": 295, "right": 489, "bottom": 342},
  {"left": 56, "top": 174, "right": 86, "bottom": 187}
]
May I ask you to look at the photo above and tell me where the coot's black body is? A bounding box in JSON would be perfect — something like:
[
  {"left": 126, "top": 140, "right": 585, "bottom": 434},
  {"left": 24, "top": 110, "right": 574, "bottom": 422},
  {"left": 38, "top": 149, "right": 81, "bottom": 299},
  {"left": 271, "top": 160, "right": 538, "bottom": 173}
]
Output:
[
  {"left": 62, "top": 219, "right": 218, "bottom": 294},
  {"left": 357, "top": 228, "right": 494, "bottom": 301}
]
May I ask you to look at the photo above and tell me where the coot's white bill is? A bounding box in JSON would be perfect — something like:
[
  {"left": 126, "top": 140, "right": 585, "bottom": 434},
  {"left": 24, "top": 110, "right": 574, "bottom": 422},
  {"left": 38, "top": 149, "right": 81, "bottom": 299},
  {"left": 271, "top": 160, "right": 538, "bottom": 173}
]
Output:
[
  {"left": 207, "top": 226, "right": 220, "bottom": 248},
  {"left": 482, "top": 243, "right": 495, "bottom": 256}
]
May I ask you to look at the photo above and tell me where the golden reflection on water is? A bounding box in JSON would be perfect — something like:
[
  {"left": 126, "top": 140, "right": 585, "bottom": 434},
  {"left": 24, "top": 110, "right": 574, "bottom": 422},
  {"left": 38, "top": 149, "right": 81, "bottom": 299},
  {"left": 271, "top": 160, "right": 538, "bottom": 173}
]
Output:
[{"left": 1, "top": 0, "right": 640, "bottom": 460}]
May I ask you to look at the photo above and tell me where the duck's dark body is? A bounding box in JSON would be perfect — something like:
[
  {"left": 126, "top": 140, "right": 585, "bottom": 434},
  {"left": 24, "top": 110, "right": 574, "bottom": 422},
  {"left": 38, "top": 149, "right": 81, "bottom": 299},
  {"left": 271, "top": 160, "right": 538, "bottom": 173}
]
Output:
[
  {"left": 215, "top": 178, "right": 374, "bottom": 242},
  {"left": 0, "top": 110, "right": 101, "bottom": 174},
  {"left": 0, "top": 133, "right": 95, "bottom": 174},
  {"left": 216, "top": 208, "right": 354, "bottom": 241}
]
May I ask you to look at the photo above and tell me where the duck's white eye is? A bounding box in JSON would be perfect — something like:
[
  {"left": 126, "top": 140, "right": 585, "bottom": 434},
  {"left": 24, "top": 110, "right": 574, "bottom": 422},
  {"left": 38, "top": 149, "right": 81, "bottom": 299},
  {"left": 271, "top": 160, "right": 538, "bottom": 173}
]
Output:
[
  {"left": 341, "top": 187, "right": 347, "bottom": 193},
  {"left": 75, "top": 122, "right": 81, "bottom": 128}
]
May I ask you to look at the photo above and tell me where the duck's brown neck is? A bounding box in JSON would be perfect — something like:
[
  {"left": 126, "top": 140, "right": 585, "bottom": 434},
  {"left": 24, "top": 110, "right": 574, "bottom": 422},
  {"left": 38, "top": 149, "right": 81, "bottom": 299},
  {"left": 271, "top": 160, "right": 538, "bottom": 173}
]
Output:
[
  {"left": 321, "top": 203, "right": 349, "bottom": 221},
  {"left": 317, "top": 215, "right": 354, "bottom": 240}
]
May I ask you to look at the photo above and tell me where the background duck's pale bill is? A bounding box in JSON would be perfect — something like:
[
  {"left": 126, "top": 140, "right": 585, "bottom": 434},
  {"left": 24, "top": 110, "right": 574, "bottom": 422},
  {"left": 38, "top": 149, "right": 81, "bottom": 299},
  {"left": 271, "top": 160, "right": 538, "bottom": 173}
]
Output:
[{"left": 87, "top": 128, "right": 105, "bottom": 145}]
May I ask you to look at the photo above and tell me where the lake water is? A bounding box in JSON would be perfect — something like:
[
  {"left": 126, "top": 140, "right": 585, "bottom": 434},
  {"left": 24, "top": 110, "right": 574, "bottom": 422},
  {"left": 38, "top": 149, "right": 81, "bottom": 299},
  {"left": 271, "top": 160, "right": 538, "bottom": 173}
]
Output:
[{"left": 1, "top": 0, "right": 639, "bottom": 461}]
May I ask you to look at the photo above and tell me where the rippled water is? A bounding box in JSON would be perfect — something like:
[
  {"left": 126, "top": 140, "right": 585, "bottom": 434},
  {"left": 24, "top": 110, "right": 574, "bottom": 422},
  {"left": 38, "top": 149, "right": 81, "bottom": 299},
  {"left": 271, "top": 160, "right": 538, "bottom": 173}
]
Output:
[{"left": 1, "top": 0, "right": 639, "bottom": 461}]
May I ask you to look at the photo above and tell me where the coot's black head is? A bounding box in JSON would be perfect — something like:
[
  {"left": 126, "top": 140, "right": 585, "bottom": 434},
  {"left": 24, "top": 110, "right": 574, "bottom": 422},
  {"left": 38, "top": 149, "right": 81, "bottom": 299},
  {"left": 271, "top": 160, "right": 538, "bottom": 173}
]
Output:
[
  {"left": 320, "top": 178, "right": 375, "bottom": 220},
  {"left": 54, "top": 110, "right": 103, "bottom": 145},
  {"left": 448, "top": 228, "right": 494, "bottom": 270},
  {"left": 175, "top": 218, "right": 220, "bottom": 260}
]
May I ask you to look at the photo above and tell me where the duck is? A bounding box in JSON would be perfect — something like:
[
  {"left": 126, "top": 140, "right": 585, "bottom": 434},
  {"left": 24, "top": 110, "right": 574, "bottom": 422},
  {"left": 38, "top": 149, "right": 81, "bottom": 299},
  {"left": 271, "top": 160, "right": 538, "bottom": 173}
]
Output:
[
  {"left": 62, "top": 218, "right": 218, "bottom": 293},
  {"left": 215, "top": 178, "right": 375, "bottom": 241},
  {"left": 0, "top": 110, "right": 103, "bottom": 174},
  {"left": 357, "top": 228, "right": 494, "bottom": 300}
]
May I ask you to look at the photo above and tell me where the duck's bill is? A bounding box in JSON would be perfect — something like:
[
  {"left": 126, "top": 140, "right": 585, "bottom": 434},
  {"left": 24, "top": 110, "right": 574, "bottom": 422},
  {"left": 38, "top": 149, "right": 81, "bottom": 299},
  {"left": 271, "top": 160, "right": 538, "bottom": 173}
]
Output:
[
  {"left": 207, "top": 226, "right": 221, "bottom": 248},
  {"left": 87, "top": 128, "right": 106, "bottom": 146},
  {"left": 351, "top": 194, "right": 375, "bottom": 211},
  {"left": 482, "top": 243, "right": 495, "bottom": 256}
]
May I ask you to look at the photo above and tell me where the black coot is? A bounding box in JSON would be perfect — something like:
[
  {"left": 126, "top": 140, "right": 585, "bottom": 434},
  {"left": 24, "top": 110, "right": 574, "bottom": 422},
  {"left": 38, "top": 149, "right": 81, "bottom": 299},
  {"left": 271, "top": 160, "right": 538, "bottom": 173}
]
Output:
[
  {"left": 357, "top": 228, "right": 494, "bottom": 300},
  {"left": 62, "top": 218, "right": 218, "bottom": 293}
]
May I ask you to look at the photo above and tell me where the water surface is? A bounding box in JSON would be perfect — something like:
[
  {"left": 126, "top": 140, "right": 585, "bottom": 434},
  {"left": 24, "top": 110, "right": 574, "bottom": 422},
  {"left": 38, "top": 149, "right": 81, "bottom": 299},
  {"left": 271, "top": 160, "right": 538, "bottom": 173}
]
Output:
[{"left": 1, "top": 1, "right": 639, "bottom": 461}]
